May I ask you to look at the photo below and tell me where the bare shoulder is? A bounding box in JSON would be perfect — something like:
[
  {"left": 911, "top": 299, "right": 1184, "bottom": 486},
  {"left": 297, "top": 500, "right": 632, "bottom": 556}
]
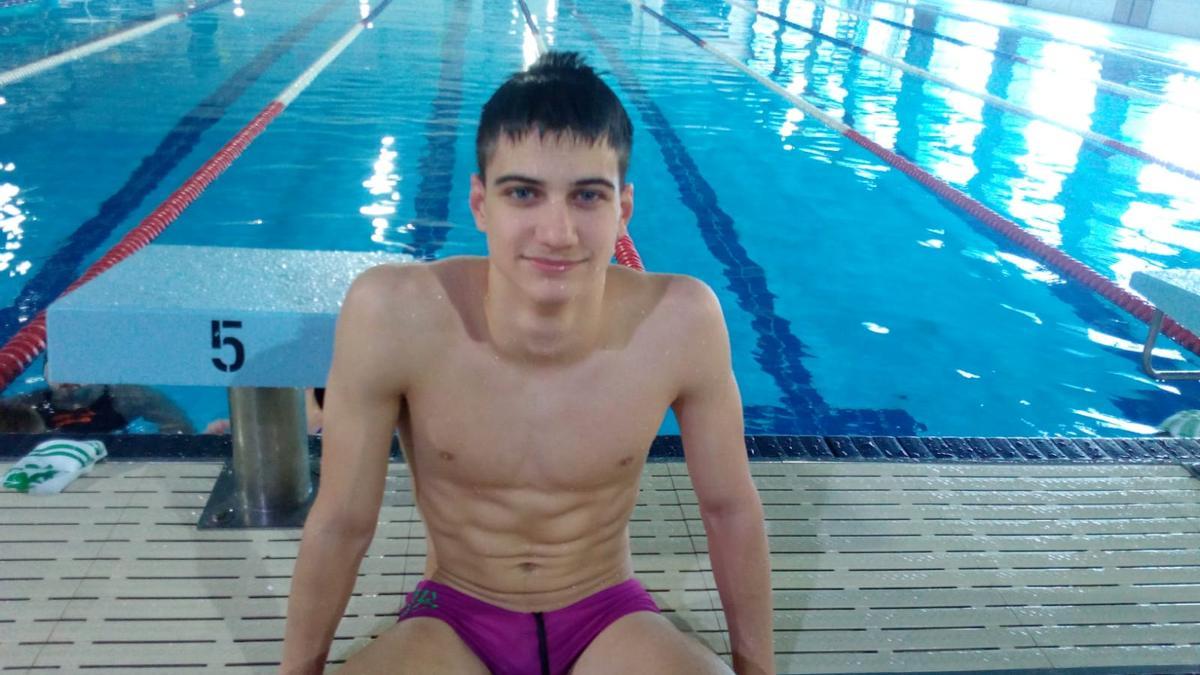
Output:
[
  {"left": 332, "top": 257, "right": 480, "bottom": 393},
  {"left": 612, "top": 267, "right": 724, "bottom": 331},
  {"left": 342, "top": 257, "right": 479, "bottom": 334},
  {"left": 662, "top": 273, "right": 721, "bottom": 314}
]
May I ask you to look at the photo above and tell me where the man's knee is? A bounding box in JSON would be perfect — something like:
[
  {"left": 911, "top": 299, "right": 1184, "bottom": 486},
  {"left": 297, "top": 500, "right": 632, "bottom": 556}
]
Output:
[
  {"left": 570, "top": 611, "right": 732, "bottom": 675},
  {"left": 338, "top": 618, "right": 488, "bottom": 674}
]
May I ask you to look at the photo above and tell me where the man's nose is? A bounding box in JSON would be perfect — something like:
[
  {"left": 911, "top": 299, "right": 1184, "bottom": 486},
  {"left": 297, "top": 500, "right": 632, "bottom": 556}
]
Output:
[{"left": 534, "top": 199, "right": 578, "bottom": 248}]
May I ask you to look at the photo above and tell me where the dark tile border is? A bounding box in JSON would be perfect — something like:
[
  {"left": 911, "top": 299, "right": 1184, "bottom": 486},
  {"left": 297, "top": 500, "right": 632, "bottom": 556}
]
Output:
[
  {"left": 647, "top": 435, "right": 1200, "bottom": 464},
  {"left": 2, "top": 433, "right": 1196, "bottom": 465},
  {"left": 0, "top": 433, "right": 398, "bottom": 462}
]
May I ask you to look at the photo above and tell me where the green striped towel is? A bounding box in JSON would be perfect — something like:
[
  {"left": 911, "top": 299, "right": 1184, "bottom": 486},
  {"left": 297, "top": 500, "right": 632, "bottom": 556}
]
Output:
[{"left": 3, "top": 439, "right": 107, "bottom": 495}]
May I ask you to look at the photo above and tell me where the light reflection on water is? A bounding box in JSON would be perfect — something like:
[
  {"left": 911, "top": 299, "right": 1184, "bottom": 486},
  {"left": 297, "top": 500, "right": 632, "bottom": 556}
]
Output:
[{"left": 0, "top": 179, "right": 29, "bottom": 277}]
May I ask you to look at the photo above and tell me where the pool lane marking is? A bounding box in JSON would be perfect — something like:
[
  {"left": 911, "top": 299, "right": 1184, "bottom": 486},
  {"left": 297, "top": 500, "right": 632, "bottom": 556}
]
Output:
[
  {"left": 0, "top": 0, "right": 344, "bottom": 345},
  {"left": 0, "top": 0, "right": 399, "bottom": 390},
  {"left": 631, "top": 0, "right": 1200, "bottom": 360},
  {"left": 773, "top": 0, "right": 1193, "bottom": 113},
  {"left": 724, "top": 0, "right": 1200, "bottom": 184},
  {"left": 406, "top": 0, "right": 472, "bottom": 261},
  {"left": 517, "top": 0, "right": 551, "bottom": 56},
  {"left": 568, "top": 0, "right": 922, "bottom": 434},
  {"left": 0, "top": 0, "right": 232, "bottom": 88},
  {"left": 516, "top": 0, "right": 645, "bottom": 271},
  {"left": 866, "top": 0, "right": 1200, "bottom": 78}
]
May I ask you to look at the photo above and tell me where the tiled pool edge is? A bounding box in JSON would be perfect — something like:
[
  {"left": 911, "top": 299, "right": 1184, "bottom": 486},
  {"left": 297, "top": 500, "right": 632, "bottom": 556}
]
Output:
[
  {"left": 0, "top": 433, "right": 1198, "bottom": 465},
  {"left": 653, "top": 435, "right": 1200, "bottom": 464}
]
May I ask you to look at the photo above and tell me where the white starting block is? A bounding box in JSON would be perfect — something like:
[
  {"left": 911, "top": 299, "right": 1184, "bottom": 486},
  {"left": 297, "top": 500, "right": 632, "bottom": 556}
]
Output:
[
  {"left": 46, "top": 245, "right": 410, "bottom": 528},
  {"left": 1131, "top": 269, "right": 1200, "bottom": 380}
]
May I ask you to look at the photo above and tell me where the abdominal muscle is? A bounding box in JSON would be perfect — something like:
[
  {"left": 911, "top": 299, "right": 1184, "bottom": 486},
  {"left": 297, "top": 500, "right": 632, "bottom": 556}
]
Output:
[{"left": 415, "top": 475, "right": 641, "bottom": 613}]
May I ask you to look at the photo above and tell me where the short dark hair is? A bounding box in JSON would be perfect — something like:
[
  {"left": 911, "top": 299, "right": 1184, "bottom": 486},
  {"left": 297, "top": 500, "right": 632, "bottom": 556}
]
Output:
[{"left": 476, "top": 51, "right": 633, "bottom": 184}]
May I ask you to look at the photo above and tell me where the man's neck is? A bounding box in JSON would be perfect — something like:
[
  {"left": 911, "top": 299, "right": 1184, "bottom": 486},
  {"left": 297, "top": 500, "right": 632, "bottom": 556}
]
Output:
[{"left": 482, "top": 265, "right": 607, "bottom": 364}]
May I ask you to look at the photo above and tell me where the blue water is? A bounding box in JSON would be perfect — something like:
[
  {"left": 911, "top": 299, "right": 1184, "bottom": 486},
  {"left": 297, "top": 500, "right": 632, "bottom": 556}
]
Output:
[{"left": 1, "top": 0, "right": 1199, "bottom": 437}]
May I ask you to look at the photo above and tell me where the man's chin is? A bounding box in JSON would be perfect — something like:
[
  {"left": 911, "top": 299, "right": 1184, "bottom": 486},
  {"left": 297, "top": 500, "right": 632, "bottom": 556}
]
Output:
[{"left": 524, "top": 276, "right": 586, "bottom": 303}]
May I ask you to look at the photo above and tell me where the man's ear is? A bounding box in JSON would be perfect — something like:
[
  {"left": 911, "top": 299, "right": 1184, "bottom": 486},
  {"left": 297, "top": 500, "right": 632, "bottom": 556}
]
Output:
[
  {"left": 618, "top": 182, "right": 634, "bottom": 238},
  {"left": 470, "top": 174, "right": 487, "bottom": 232}
]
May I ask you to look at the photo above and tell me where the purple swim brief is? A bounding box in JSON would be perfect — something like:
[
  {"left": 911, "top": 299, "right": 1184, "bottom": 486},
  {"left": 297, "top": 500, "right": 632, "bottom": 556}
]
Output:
[{"left": 396, "top": 577, "right": 660, "bottom": 675}]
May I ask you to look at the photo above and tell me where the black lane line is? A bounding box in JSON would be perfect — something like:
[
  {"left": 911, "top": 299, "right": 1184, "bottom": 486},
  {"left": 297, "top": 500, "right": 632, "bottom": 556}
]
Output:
[
  {"left": 0, "top": 0, "right": 343, "bottom": 344},
  {"left": 571, "top": 1, "right": 921, "bottom": 435},
  {"left": 408, "top": 0, "right": 473, "bottom": 261}
]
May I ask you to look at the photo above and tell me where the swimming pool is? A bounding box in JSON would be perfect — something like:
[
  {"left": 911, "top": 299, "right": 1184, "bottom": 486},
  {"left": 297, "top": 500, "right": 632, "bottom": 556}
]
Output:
[{"left": 1, "top": 0, "right": 1198, "bottom": 438}]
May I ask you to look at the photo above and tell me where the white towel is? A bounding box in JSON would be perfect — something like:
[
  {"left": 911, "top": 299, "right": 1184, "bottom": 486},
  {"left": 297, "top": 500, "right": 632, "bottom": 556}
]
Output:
[{"left": 2, "top": 439, "right": 107, "bottom": 495}]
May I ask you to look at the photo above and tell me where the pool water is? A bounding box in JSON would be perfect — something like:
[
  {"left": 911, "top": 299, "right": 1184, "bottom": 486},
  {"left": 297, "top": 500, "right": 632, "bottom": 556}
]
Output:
[{"left": 1, "top": 0, "right": 1199, "bottom": 437}]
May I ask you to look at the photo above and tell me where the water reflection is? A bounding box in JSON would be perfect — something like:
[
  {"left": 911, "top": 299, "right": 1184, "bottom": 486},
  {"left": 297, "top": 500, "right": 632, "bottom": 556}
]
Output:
[
  {"left": 702, "top": 0, "right": 1200, "bottom": 432},
  {"left": 0, "top": 179, "right": 29, "bottom": 277},
  {"left": 737, "top": 0, "right": 1200, "bottom": 281},
  {"left": 362, "top": 136, "right": 406, "bottom": 249}
]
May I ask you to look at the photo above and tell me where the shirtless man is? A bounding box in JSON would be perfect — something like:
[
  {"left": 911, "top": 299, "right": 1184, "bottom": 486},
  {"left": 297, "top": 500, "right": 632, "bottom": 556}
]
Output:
[{"left": 280, "top": 52, "right": 773, "bottom": 675}]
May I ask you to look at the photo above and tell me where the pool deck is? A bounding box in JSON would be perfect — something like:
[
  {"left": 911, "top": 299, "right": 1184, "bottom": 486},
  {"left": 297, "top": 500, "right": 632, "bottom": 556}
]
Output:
[{"left": 3, "top": 446, "right": 1200, "bottom": 674}]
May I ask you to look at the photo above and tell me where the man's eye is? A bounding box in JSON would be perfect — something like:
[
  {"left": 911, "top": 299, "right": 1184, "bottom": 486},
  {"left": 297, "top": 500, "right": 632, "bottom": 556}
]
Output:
[
  {"left": 576, "top": 190, "right": 603, "bottom": 203},
  {"left": 509, "top": 186, "right": 535, "bottom": 200}
]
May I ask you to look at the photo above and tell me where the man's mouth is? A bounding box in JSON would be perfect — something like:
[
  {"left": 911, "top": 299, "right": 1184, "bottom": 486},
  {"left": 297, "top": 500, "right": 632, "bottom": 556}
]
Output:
[{"left": 524, "top": 256, "right": 584, "bottom": 273}]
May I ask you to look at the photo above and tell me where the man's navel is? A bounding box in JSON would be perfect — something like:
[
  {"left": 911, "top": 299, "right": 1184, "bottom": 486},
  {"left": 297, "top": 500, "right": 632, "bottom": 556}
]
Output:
[{"left": 438, "top": 450, "right": 455, "bottom": 462}]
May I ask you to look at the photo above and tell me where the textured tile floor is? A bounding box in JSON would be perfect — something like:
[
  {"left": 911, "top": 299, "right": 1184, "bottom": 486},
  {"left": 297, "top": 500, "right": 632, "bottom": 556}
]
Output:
[{"left": 2, "top": 459, "right": 1200, "bottom": 673}]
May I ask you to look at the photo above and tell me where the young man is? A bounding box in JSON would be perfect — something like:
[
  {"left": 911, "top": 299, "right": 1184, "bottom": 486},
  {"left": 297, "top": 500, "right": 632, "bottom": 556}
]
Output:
[{"left": 280, "top": 52, "right": 773, "bottom": 675}]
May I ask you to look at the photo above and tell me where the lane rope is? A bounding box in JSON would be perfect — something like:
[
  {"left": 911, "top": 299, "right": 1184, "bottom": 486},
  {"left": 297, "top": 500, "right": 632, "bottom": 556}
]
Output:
[
  {"left": 630, "top": 0, "right": 1200, "bottom": 359},
  {"left": 0, "top": 0, "right": 399, "bottom": 391},
  {"left": 0, "top": 0, "right": 232, "bottom": 88},
  {"left": 517, "top": 0, "right": 645, "bottom": 271}
]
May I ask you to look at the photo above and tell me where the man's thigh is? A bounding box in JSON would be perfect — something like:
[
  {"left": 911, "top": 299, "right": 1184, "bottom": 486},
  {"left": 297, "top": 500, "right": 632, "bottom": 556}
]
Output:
[
  {"left": 569, "top": 611, "right": 732, "bottom": 675},
  {"left": 337, "top": 617, "right": 489, "bottom": 675}
]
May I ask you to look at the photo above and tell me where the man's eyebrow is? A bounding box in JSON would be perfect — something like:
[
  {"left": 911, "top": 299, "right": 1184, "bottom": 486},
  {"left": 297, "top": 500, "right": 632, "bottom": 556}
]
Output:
[
  {"left": 573, "top": 178, "right": 616, "bottom": 190},
  {"left": 493, "top": 174, "right": 544, "bottom": 186},
  {"left": 491, "top": 175, "right": 616, "bottom": 190}
]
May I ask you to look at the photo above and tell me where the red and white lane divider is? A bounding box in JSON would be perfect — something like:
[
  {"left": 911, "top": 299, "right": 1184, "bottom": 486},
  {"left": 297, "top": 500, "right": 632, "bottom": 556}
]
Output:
[
  {"left": 0, "top": 0, "right": 397, "bottom": 390},
  {"left": 631, "top": 0, "right": 1200, "bottom": 358},
  {"left": 769, "top": 0, "right": 1195, "bottom": 113},
  {"left": 726, "top": 0, "right": 1200, "bottom": 184},
  {"left": 517, "top": 0, "right": 645, "bottom": 271},
  {"left": 0, "top": 0, "right": 232, "bottom": 88}
]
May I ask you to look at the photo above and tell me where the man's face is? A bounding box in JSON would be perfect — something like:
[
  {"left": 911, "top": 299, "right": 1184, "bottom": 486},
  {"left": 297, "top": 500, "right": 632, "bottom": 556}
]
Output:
[{"left": 470, "top": 133, "right": 633, "bottom": 305}]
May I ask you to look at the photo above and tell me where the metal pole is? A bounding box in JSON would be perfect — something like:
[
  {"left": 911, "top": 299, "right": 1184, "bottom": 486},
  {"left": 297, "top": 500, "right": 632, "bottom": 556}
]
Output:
[
  {"left": 226, "top": 387, "right": 312, "bottom": 525},
  {"left": 1141, "top": 310, "right": 1200, "bottom": 381}
]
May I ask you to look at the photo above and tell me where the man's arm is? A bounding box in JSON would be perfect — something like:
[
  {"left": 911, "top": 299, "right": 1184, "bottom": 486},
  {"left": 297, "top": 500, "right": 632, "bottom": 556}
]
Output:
[
  {"left": 279, "top": 266, "right": 408, "bottom": 674},
  {"left": 109, "top": 386, "right": 195, "bottom": 433},
  {"left": 671, "top": 278, "right": 775, "bottom": 675}
]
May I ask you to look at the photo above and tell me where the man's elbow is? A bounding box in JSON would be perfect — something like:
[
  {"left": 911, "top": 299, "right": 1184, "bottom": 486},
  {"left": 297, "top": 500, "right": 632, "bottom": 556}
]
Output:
[
  {"left": 700, "top": 487, "right": 765, "bottom": 524},
  {"left": 305, "top": 502, "right": 378, "bottom": 543}
]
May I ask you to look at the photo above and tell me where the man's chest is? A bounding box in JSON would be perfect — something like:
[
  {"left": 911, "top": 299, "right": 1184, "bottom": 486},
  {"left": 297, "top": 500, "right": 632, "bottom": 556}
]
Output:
[{"left": 403, "top": 348, "right": 677, "bottom": 489}]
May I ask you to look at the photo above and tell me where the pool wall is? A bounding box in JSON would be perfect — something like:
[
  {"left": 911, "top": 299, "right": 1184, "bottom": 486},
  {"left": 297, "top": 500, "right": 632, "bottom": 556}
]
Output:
[{"left": 1003, "top": 0, "right": 1200, "bottom": 38}]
